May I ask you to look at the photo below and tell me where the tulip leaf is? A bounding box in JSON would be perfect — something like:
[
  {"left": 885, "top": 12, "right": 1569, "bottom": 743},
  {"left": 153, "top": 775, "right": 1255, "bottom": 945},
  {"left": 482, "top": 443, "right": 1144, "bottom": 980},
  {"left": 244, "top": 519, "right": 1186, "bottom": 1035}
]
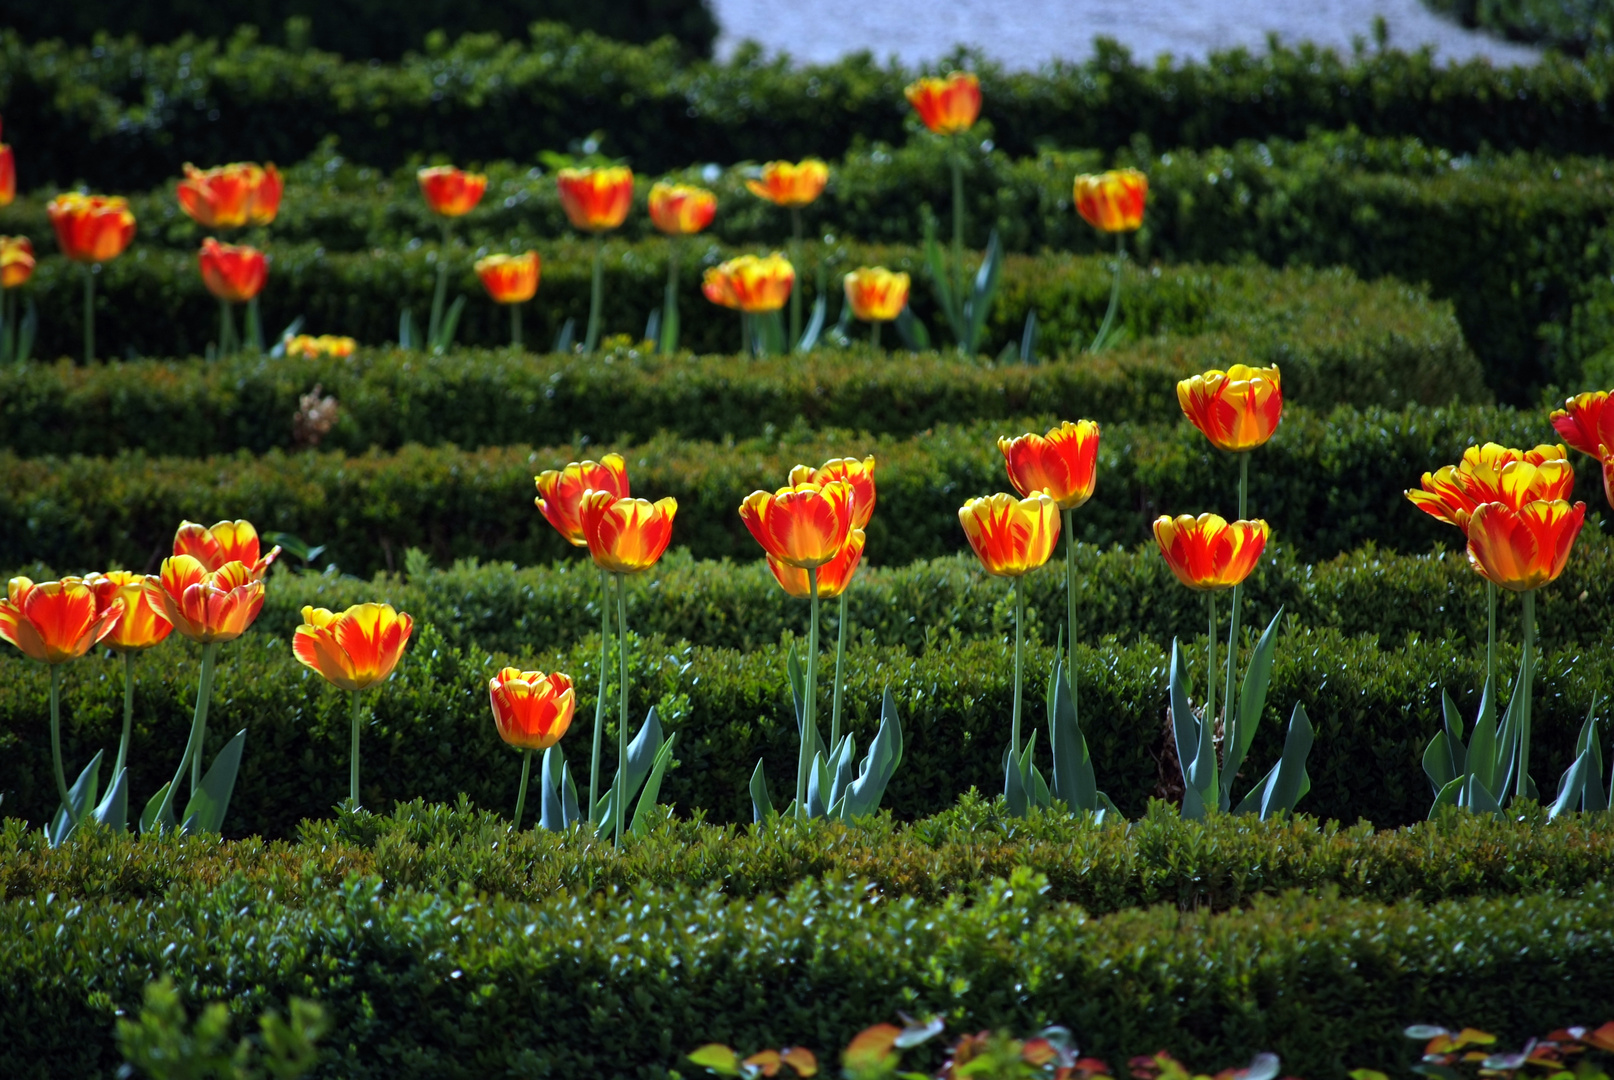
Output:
[
  {"left": 824, "top": 734, "right": 857, "bottom": 812},
  {"left": 1168, "top": 640, "right": 1207, "bottom": 821},
  {"left": 1224, "top": 607, "right": 1284, "bottom": 799},
  {"left": 1239, "top": 1053, "right": 1282, "bottom": 1080},
  {"left": 749, "top": 759, "right": 776, "bottom": 824},
  {"left": 806, "top": 750, "right": 832, "bottom": 819},
  {"left": 47, "top": 750, "right": 105, "bottom": 847},
  {"left": 1430, "top": 775, "right": 1464, "bottom": 818},
  {"left": 552, "top": 316, "right": 575, "bottom": 354},
  {"left": 141, "top": 782, "right": 176, "bottom": 835},
  {"left": 1549, "top": 746, "right": 1591, "bottom": 821},
  {"left": 1003, "top": 742, "right": 1029, "bottom": 818},
  {"left": 592, "top": 707, "right": 665, "bottom": 838},
  {"left": 630, "top": 733, "right": 677, "bottom": 836},
  {"left": 921, "top": 213, "right": 964, "bottom": 343},
  {"left": 1492, "top": 665, "right": 1528, "bottom": 800},
  {"left": 840, "top": 686, "right": 904, "bottom": 820},
  {"left": 1258, "top": 702, "right": 1314, "bottom": 818},
  {"left": 431, "top": 295, "right": 466, "bottom": 352},
  {"left": 643, "top": 307, "right": 662, "bottom": 352},
  {"left": 539, "top": 744, "right": 580, "bottom": 831},
  {"left": 1423, "top": 731, "right": 1458, "bottom": 795},
  {"left": 1463, "top": 773, "right": 1503, "bottom": 817},
  {"left": 794, "top": 294, "right": 827, "bottom": 353},
  {"left": 962, "top": 228, "right": 1003, "bottom": 354},
  {"left": 1465, "top": 676, "right": 1501, "bottom": 796},
  {"left": 398, "top": 307, "right": 419, "bottom": 350},
  {"left": 1048, "top": 657, "right": 1098, "bottom": 813},
  {"left": 180, "top": 729, "right": 246, "bottom": 835},
  {"left": 91, "top": 766, "right": 130, "bottom": 833},
  {"left": 893, "top": 305, "right": 930, "bottom": 351}
]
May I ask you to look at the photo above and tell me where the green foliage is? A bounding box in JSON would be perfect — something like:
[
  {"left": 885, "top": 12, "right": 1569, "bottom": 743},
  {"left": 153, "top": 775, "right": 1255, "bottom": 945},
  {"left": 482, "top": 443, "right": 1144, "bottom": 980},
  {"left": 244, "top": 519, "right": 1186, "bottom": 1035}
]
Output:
[
  {"left": 1426, "top": 0, "right": 1614, "bottom": 55},
  {"left": 116, "top": 975, "right": 327, "bottom": 1080}
]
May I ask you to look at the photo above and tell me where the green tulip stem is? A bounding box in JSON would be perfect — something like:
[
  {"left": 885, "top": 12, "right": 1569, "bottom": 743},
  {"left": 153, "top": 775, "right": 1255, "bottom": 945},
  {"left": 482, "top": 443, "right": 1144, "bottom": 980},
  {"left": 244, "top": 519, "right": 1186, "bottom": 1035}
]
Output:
[
  {"left": 156, "top": 641, "right": 219, "bottom": 830},
  {"left": 585, "top": 233, "right": 605, "bottom": 354},
  {"left": 1063, "top": 508, "right": 1078, "bottom": 712},
  {"left": 511, "top": 303, "right": 523, "bottom": 350},
  {"left": 1011, "top": 574, "right": 1025, "bottom": 756},
  {"left": 349, "top": 688, "right": 363, "bottom": 806},
  {"left": 950, "top": 134, "right": 966, "bottom": 320},
  {"left": 614, "top": 571, "right": 630, "bottom": 846},
  {"left": 1223, "top": 452, "right": 1249, "bottom": 736},
  {"left": 1206, "top": 592, "right": 1217, "bottom": 736},
  {"left": 83, "top": 266, "right": 95, "bottom": 364},
  {"left": 1486, "top": 580, "right": 1497, "bottom": 691},
  {"left": 49, "top": 664, "right": 72, "bottom": 820},
  {"left": 218, "top": 299, "right": 237, "bottom": 357},
  {"left": 1088, "top": 232, "right": 1125, "bottom": 353},
  {"left": 1517, "top": 589, "right": 1536, "bottom": 801},
  {"left": 830, "top": 590, "right": 848, "bottom": 751},
  {"left": 797, "top": 567, "right": 821, "bottom": 818},
  {"left": 428, "top": 219, "right": 451, "bottom": 348},
  {"left": 870, "top": 320, "right": 880, "bottom": 349},
  {"left": 589, "top": 567, "right": 612, "bottom": 819},
  {"left": 739, "top": 312, "right": 750, "bottom": 356},
  {"left": 662, "top": 235, "right": 680, "bottom": 354},
  {"left": 790, "top": 207, "right": 804, "bottom": 346},
  {"left": 512, "top": 748, "right": 533, "bottom": 831},
  {"left": 245, "top": 295, "right": 262, "bottom": 354},
  {"left": 115, "top": 650, "right": 134, "bottom": 778}
]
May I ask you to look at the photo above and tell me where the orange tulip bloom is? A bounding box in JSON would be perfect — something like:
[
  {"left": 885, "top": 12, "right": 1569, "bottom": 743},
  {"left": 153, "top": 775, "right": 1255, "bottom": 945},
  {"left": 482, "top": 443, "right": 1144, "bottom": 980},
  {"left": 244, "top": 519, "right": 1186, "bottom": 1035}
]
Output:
[
  {"left": 1073, "top": 170, "right": 1148, "bottom": 234},
  {"left": 579, "top": 492, "right": 677, "bottom": 574},
  {"left": 1406, "top": 443, "right": 1574, "bottom": 532},
  {"left": 173, "top": 519, "right": 281, "bottom": 580},
  {"left": 197, "top": 238, "right": 268, "bottom": 303},
  {"left": 788, "top": 456, "right": 877, "bottom": 530},
  {"left": 0, "top": 140, "right": 12, "bottom": 207},
  {"left": 768, "top": 528, "right": 866, "bottom": 599},
  {"left": 535, "top": 453, "right": 631, "bottom": 546},
  {"left": 1465, "top": 499, "right": 1586, "bottom": 592},
  {"left": 843, "top": 267, "right": 910, "bottom": 322},
  {"left": 745, "top": 160, "right": 829, "bottom": 208},
  {"left": 1550, "top": 391, "right": 1614, "bottom": 460},
  {"left": 293, "top": 602, "right": 414, "bottom": 691},
  {"left": 958, "top": 493, "right": 1061, "bottom": 578},
  {"left": 0, "top": 236, "right": 34, "bottom": 289},
  {"left": 0, "top": 576, "right": 125, "bottom": 664},
  {"left": 739, "top": 480, "right": 856, "bottom": 570},
  {"left": 417, "top": 165, "right": 488, "bottom": 218},
  {"left": 649, "top": 182, "right": 717, "bottom": 236},
  {"left": 1177, "top": 364, "right": 1283, "bottom": 453},
  {"left": 176, "top": 162, "right": 283, "bottom": 229},
  {"left": 702, "top": 254, "right": 794, "bottom": 314},
  {"left": 998, "top": 420, "right": 1101, "bottom": 511},
  {"left": 556, "top": 166, "right": 634, "bottom": 232},
  {"left": 145, "top": 556, "right": 264, "bottom": 644},
  {"left": 283, "top": 334, "right": 357, "bottom": 359},
  {"left": 489, "top": 667, "right": 576, "bottom": 751},
  {"left": 475, "top": 251, "right": 540, "bottom": 304},
  {"left": 85, "top": 570, "right": 173, "bottom": 652},
  {"left": 47, "top": 193, "right": 136, "bottom": 263},
  {"left": 1152, "top": 513, "right": 1269, "bottom": 591},
  {"left": 904, "top": 71, "right": 982, "bottom": 135}
]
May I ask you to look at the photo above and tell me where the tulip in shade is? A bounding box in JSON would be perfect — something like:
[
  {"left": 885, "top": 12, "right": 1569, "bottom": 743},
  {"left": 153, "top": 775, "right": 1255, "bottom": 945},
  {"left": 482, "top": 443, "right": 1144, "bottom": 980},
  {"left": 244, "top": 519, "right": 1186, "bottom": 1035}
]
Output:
[
  {"left": 489, "top": 668, "right": 576, "bottom": 751},
  {"left": 579, "top": 492, "right": 678, "bottom": 574},
  {"left": 1465, "top": 499, "right": 1586, "bottom": 593},
  {"left": 767, "top": 529, "right": 866, "bottom": 599},
  {"left": 702, "top": 254, "right": 795, "bottom": 314},
  {"left": 745, "top": 160, "right": 829, "bottom": 208},
  {"left": 904, "top": 71, "right": 982, "bottom": 135},
  {"left": 1073, "top": 170, "right": 1149, "bottom": 233},
  {"left": 48, "top": 193, "right": 136, "bottom": 263},
  {"left": 174, "top": 519, "right": 281, "bottom": 579},
  {"left": 958, "top": 493, "right": 1061, "bottom": 578},
  {"left": 293, "top": 603, "right": 414, "bottom": 691},
  {"left": 649, "top": 182, "right": 717, "bottom": 235},
  {"left": 788, "top": 457, "right": 877, "bottom": 530},
  {"left": 417, "top": 165, "right": 488, "bottom": 218},
  {"left": 0, "top": 576, "right": 125, "bottom": 665},
  {"left": 0, "top": 137, "right": 12, "bottom": 207},
  {"left": 197, "top": 238, "right": 268, "bottom": 303},
  {"left": 475, "top": 251, "right": 540, "bottom": 304},
  {"left": 284, "top": 334, "right": 357, "bottom": 359},
  {"left": 535, "top": 454, "right": 631, "bottom": 546},
  {"left": 1152, "top": 513, "right": 1269, "bottom": 591},
  {"left": 1177, "top": 364, "right": 1283, "bottom": 453},
  {"left": 176, "top": 162, "right": 283, "bottom": 229},
  {"left": 740, "top": 481, "right": 857, "bottom": 570},
  {"left": 556, "top": 166, "right": 634, "bottom": 232},
  {"left": 1406, "top": 443, "right": 1574, "bottom": 532},
  {"left": 85, "top": 571, "right": 173, "bottom": 653},
  {"left": 1, "top": 236, "right": 34, "bottom": 288},
  {"left": 998, "top": 420, "right": 1101, "bottom": 511},
  {"left": 843, "top": 267, "right": 910, "bottom": 323},
  {"left": 145, "top": 557, "right": 265, "bottom": 645}
]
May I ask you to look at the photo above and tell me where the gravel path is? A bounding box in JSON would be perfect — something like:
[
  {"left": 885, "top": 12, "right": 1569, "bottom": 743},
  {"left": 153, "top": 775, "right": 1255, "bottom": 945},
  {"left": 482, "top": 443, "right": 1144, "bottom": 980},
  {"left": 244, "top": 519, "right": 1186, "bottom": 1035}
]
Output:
[{"left": 710, "top": 0, "right": 1541, "bottom": 69}]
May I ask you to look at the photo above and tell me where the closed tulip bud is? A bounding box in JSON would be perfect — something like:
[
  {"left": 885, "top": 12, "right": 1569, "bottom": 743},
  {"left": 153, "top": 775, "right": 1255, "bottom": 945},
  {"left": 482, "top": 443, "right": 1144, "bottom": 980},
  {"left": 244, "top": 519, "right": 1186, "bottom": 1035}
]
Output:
[
  {"left": 649, "top": 182, "right": 717, "bottom": 235},
  {"left": 176, "top": 162, "right": 283, "bottom": 228},
  {"left": 535, "top": 453, "right": 630, "bottom": 546},
  {"left": 1177, "top": 364, "right": 1283, "bottom": 453},
  {"left": 85, "top": 570, "right": 173, "bottom": 652},
  {"left": 556, "top": 166, "right": 634, "bottom": 232},
  {"left": 0, "top": 576, "right": 126, "bottom": 664},
  {"left": 1550, "top": 390, "right": 1614, "bottom": 460},
  {"left": 146, "top": 556, "right": 264, "bottom": 644},
  {"left": 293, "top": 602, "right": 414, "bottom": 691},
  {"left": 740, "top": 481, "right": 857, "bottom": 570},
  {"left": 173, "top": 519, "right": 281, "bottom": 580},
  {"left": 745, "top": 159, "right": 829, "bottom": 208},
  {"left": 418, "top": 165, "right": 488, "bottom": 218},
  {"left": 489, "top": 667, "right": 576, "bottom": 751},
  {"left": 1073, "top": 169, "right": 1149, "bottom": 233},
  {"left": 958, "top": 493, "right": 1061, "bottom": 578},
  {"left": 578, "top": 492, "right": 677, "bottom": 574},
  {"left": 788, "top": 456, "right": 877, "bottom": 530},
  {"left": 768, "top": 528, "right": 866, "bottom": 599},
  {"left": 843, "top": 267, "right": 910, "bottom": 322},
  {"left": 702, "top": 254, "right": 794, "bottom": 314},
  {"left": 47, "top": 193, "right": 136, "bottom": 263},
  {"left": 283, "top": 334, "right": 357, "bottom": 359},
  {"left": 197, "top": 238, "right": 268, "bottom": 302},
  {"left": 998, "top": 420, "right": 1101, "bottom": 511},
  {"left": 0, "top": 236, "right": 34, "bottom": 289},
  {"left": 904, "top": 71, "right": 982, "bottom": 135},
  {"left": 1152, "top": 513, "right": 1269, "bottom": 591},
  {"left": 475, "top": 251, "right": 540, "bottom": 304},
  {"left": 1465, "top": 499, "right": 1586, "bottom": 592},
  {"left": 0, "top": 140, "right": 13, "bottom": 207},
  {"left": 1406, "top": 443, "right": 1574, "bottom": 533}
]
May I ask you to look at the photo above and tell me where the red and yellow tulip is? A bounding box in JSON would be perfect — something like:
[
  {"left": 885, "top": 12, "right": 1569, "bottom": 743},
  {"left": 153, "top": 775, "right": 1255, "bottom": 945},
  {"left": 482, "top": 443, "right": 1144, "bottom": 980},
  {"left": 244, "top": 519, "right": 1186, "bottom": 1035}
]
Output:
[
  {"left": 293, "top": 602, "right": 414, "bottom": 691},
  {"left": 145, "top": 557, "right": 265, "bottom": 644},
  {"left": 557, "top": 166, "right": 634, "bottom": 232},
  {"left": 1465, "top": 499, "right": 1586, "bottom": 592},
  {"left": 176, "top": 162, "right": 283, "bottom": 229},
  {"left": 1152, "top": 513, "right": 1269, "bottom": 591},
  {"left": 475, "top": 251, "right": 540, "bottom": 304},
  {"left": 417, "top": 165, "right": 488, "bottom": 218},
  {"left": 0, "top": 576, "right": 125, "bottom": 664},
  {"left": 788, "top": 456, "right": 877, "bottom": 530},
  {"left": 85, "top": 571, "right": 173, "bottom": 653},
  {"left": 0, "top": 236, "right": 33, "bottom": 289},
  {"left": 1549, "top": 391, "right": 1614, "bottom": 459},
  {"left": 535, "top": 454, "right": 631, "bottom": 547},
  {"left": 174, "top": 519, "right": 281, "bottom": 579},
  {"left": 1073, "top": 170, "right": 1148, "bottom": 233},
  {"left": 1177, "top": 364, "right": 1283, "bottom": 453},
  {"left": 283, "top": 334, "right": 356, "bottom": 359},
  {"left": 489, "top": 667, "right": 576, "bottom": 751},
  {"left": 998, "top": 420, "right": 1101, "bottom": 511},
  {"left": 767, "top": 528, "right": 867, "bottom": 599},
  {"left": 739, "top": 481, "right": 857, "bottom": 570},
  {"left": 579, "top": 492, "right": 678, "bottom": 574},
  {"left": 702, "top": 253, "right": 794, "bottom": 314},
  {"left": 197, "top": 238, "right": 268, "bottom": 303},
  {"left": 904, "top": 71, "right": 982, "bottom": 135},
  {"left": 649, "top": 182, "right": 717, "bottom": 235},
  {"left": 745, "top": 160, "right": 829, "bottom": 208},
  {"left": 47, "top": 193, "right": 136, "bottom": 263},
  {"left": 1406, "top": 443, "right": 1574, "bottom": 532},
  {"left": 843, "top": 267, "right": 910, "bottom": 322},
  {"left": 958, "top": 493, "right": 1061, "bottom": 577}
]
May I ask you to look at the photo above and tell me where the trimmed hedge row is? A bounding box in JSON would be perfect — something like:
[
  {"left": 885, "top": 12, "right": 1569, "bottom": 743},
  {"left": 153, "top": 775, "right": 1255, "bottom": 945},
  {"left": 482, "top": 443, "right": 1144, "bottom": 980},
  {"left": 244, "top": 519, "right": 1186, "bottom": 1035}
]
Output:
[
  {"left": 0, "top": 619, "right": 1603, "bottom": 836},
  {"left": 3, "top": 405, "right": 1601, "bottom": 576},
  {"left": 4, "top": 862, "right": 1613, "bottom": 1078}
]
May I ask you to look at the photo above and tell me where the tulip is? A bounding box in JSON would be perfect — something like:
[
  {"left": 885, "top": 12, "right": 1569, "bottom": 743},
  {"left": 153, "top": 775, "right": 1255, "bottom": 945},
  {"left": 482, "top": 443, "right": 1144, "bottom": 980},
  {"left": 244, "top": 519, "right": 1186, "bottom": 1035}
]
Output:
[
  {"left": 48, "top": 193, "right": 137, "bottom": 363},
  {"left": 739, "top": 481, "right": 857, "bottom": 570},
  {"left": 293, "top": 602, "right": 414, "bottom": 805},
  {"left": 1, "top": 576, "right": 126, "bottom": 823},
  {"left": 489, "top": 667, "right": 576, "bottom": 829},
  {"left": 283, "top": 334, "right": 357, "bottom": 359},
  {"left": 904, "top": 71, "right": 982, "bottom": 135},
  {"left": 1073, "top": 169, "right": 1148, "bottom": 352},
  {"left": 704, "top": 253, "right": 795, "bottom": 314},
  {"left": 417, "top": 165, "right": 488, "bottom": 218},
  {"left": 476, "top": 251, "right": 541, "bottom": 349},
  {"left": 649, "top": 182, "right": 717, "bottom": 353},
  {"left": 86, "top": 569, "right": 173, "bottom": 780},
  {"left": 176, "top": 162, "right": 283, "bottom": 229},
  {"left": 197, "top": 238, "right": 268, "bottom": 356},
  {"left": 746, "top": 160, "right": 827, "bottom": 345},
  {"left": 0, "top": 235, "right": 33, "bottom": 363},
  {"left": 556, "top": 165, "right": 635, "bottom": 353},
  {"left": 843, "top": 267, "right": 910, "bottom": 347},
  {"left": 1550, "top": 391, "right": 1614, "bottom": 508},
  {"left": 174, "top": 519, "right": 280, "bottom": 580},
  {"left": 767, "top": 529, "right": 866, "bottom": 601},
  {"left": 0, "top": 137, "right": 12, "bottom": 207},
  {"left": 1178, "top": 364, "right": 1283, "bottom": 454},
  {"left": 788, "top": 456, "right": 877, "bottom": 530}
]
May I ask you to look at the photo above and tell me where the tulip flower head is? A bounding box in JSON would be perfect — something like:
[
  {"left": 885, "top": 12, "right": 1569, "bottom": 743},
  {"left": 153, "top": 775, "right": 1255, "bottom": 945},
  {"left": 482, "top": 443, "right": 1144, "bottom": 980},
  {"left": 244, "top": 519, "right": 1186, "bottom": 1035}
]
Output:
[
  {"left": 904, "top": 71, "right": 982, "bottom": 135},
  {"left": 579, "top": 492, "right": 677, "bottom": 574},
  {"left": 1465, "top": 499, "right": 1586, "bottom": 593},
  {"left": 293, "top": 602, "right": 414, "bottom": 691},
  {"left": 146, "top": 557, "right": 265, "bottom": 644},
  {"left": 475, "top": 251, "right": 540, "bottom": 304},
  {"left": 417, "top": 165, "right": 488, "bottom": 218},
  {"left": 0, "top": 236, "right": 33, "bottom": 289},
  {"left": 0, "top": 576, "right": 126, "bottom": 664},
  {"left": 745, "top": 160, "right": 829, "bottom": 208},
  {"left": 47, "top": 193, "right": 136, "bottom": 263},
  {"left": 1153, "top": 513, "right": 1269, "bottom": 591},
  {"left": 489, "top": 667, "right": 576, "bottom": 751},
  {"left": 740, "top": 481, "right": 857, "bottom": 571},
  {"left": 535, "top": 454, "right": 630, "bottom": 547},
  {"left": 1177, "top": 364, "right": 1283, "bottom": 453},
  {"left": 788, "top": 456, "right": 877, "bottom": 530},
  {"left": 649, "top": 182, "right": 717, "bottom": 236},
  {"left": 556, "top": 166, "right": 634, "bottom": 232},
  {"left": 1073, "top": 170, "right": 1149, "bottom": 233},
  {"left": 1406, "top": 443, "right": 1574, "bottom": 532},
  {"left": 702, "top": 254, "right": 795, "bottom": 314},
  {"left": 173, "top": 519, "right": 281, "bottom": 580},
  {"left": 768, "top": 528, "right": 866, "bottom": 599},
  {"left": 843, "top": 267, "right": 911, "bottom": 322},
  {"left": 85, "top": 570, "right": 173, "bottom": 653},
  {"left": 998, "top": 420, "right": 1101, "bottom": 511},
  {"left": 958, "top": 493, "right": 1062, "bottom": 577},
  {"left": 283, "top": 334, "right": 357, "bottom": 359},
  {"left": 1551, "top": 391, "right": 1614, "bottom": 461},
  {"left": 197, "top": 238, "right": 268, "bottom": 303},
  {"left": 176, "top": 162, "right": 283, "bottom": 229}
]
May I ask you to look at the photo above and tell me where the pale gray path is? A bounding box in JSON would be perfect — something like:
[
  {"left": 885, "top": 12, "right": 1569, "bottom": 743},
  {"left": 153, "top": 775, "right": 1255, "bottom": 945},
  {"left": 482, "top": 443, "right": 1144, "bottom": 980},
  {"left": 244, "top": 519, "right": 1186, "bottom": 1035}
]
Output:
[{"left": 711, "top": 0, "right": 1541, "bottom": 69}]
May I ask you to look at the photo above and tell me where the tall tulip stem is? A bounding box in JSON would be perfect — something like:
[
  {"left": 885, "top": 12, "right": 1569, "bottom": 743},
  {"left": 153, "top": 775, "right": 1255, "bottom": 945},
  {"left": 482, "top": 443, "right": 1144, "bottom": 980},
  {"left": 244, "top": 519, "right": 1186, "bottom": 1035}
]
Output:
[
  {"left": 155, "top": 641, "right": 219, "bottom": 830},
  {"left": 349, "top": 688, "right": 363, "bottom": 806},
  {"left": 1063, "top": 508, "right": 1078, "bottom": 712},
  {"left": 585, "top": 234, "right": 605, "bottom": 354},
  {"left": 49, "top": 664, "right": 72, "bottom": 821},
  {"left": 511, "top": 304, "right": 523, "bottom": 350},
  {"left": 245, "top": 296, "right": 263, "bottom": 354},
  {"left": 513, "top": 748, "right": 533, "bottom": 831},
  {"left": 1089, "top": 233, "right": 1125, "bottom": 353},
  {"left": 83, "top": 266, "right": 96, "bottom": 364},
  {"left": 661, "top": 236, "right": 680, "bottom": 354},
  {"left": 1223, "top": 452, "right": 1249, "bottom": 737},
  {"left": 615, "top": 572, "right": 630, "bottom": 846},
  {"left": 790, "top": 208, "right": 804, "bottom": 347},
  {"left": 428, "top": 220, "right": 452, "bottom": 349},
  {"left": 115, "top": 651, "right": 134, "bottom": 778},
  {"left": 1517, "top": 589, "right": 1537, "bottom": 801},
  {"left": 218, "top": 299, "right": 238, "bottom": 358},
  {"left": 831, "top": 591, "right": 848, "bottom": 750},
  {"left": 1486, "top": 581, "right": 1497, "bottom": 691},
  {"left": 950, "top": 136, "right": 966, "bottom": 320},
  {"left": 1205, "top": 592, "right": 1217, "bottom": 737},
  {"left": 1011, "top": 575, "right": 1026, "bottom": 755},
  {"left": 797, "top": 567, "right": 821, "bottom": 818},
  {"left": 870, "top": 321, "right": 881, "bottom": 349},
  {"left": 589, "top": 567, "right": 612, "bottom": 820}
]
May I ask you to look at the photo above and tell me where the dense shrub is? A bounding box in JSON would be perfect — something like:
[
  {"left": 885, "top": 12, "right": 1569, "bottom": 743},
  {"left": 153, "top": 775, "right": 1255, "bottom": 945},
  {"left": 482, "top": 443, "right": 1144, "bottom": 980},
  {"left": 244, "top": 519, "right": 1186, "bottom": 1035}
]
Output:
[{"left": 1426, "top": 0, "right": 1613, "bottom": 55}]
